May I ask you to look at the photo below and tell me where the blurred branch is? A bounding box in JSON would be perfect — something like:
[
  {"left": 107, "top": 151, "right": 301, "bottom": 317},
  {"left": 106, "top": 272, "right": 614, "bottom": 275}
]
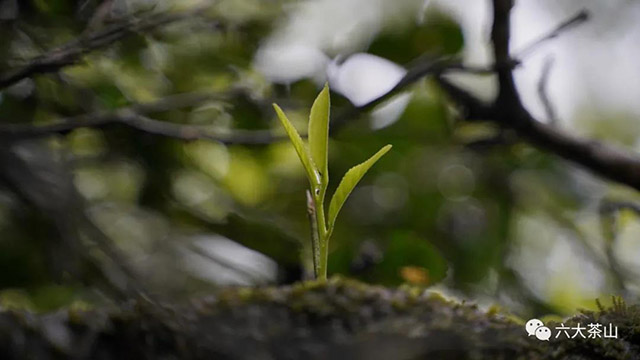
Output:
[
  {"left": 0, "top": 92, "right": 286, "bottom": 144},
  {"left": 433, "top": 74, "right": 494, "bottom": 121},
  {"left": 330, "top": 59, "right": 510, "bottom": 132},
  {"left": 434, "top": 3, "right": 640, "bottom": 192},
  {"left": 7, "top": 0, "right": 638, "bottom": 195},
  {"left": 600, "top": 200, "right": 640, "bottom": 217},
  {"left": 1, "top": 278, "right": 639, "bottom": 359},
  {"left": 552, "top": 209, "right": 627, "bottom": 293},
  {"left": 491, "top": 0, "right": 519, "bottom": 107},
  {"left": 0, "top": 6, "right": 207, "bottom": 89},
  {"left": 598, "top": 199, "right": 640, "bottom": 292},
  {"left": 515, "top": 10, "right": 589, "bottom": 58},
  {"left": 537, "top": 57, "right": 558, "bottom": 126},
  {"left": 331, "top": 10, "right": 587, "bottom": 132}
]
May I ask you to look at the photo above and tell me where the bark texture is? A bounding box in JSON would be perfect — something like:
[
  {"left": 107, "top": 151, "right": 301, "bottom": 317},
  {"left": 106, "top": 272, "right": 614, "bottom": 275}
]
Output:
[{"left": 0, "top": 278, "right": 637, "bottom": 360}]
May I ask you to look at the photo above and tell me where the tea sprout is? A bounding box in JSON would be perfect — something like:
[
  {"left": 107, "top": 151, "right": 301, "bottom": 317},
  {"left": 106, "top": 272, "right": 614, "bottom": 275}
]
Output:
[{"left": 273, "top": 84, "right": 392, "bottom": 280}]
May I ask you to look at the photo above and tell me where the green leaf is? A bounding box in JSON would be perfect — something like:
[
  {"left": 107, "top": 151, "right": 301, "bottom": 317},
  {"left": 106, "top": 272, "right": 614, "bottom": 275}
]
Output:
[
  {"left": 273, "top": 104, "right": 320, "bottom": 186},
  {"left": 328, "top": 145, "right": 392, "bottom": 228},
  {"left": 309, "top": 83, "right": 330, "bottom": 186}
]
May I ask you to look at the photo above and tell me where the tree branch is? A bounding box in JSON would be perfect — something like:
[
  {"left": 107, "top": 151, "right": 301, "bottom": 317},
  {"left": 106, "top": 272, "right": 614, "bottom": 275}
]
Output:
[
  {"left": 491, "top": 0, "right": 520, "bottom": 108},
  {"left": 433, "top": 75, "right": 495, "bottom": 121},
  {"left": 0, "top": 6, "right": 206, "bottom": 89},
  {"left": 0, "top": 111, "right": 284, "bottom": 145},
  {"left": 6, "top": 3, "right": 639, "bottom": 192},
  {"left": 516, "top": 10, "right": 589, "bottom": 57},
  {"left": 330, "top": 58, "right": 509, "bottom": 132},
  {"left": 434, "top": 3, "right": 640, "bottom": 191},
  {"left": 537, "top": 56, "right": 558, "bottom": 125},
  {"left": 0, "top": 92, "right": 286, "bottom": 145},
  {"left": 0, "top": 278, "right": 637, "bottom": 359},
  {"left": 600, "top": 200, "right": 640, "bottom": 217}
]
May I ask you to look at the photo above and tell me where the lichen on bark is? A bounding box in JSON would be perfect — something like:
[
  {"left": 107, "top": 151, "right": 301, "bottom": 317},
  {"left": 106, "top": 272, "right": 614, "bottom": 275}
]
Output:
[{"left": 0, "top": 277, "right": 638, "bottom": 359}]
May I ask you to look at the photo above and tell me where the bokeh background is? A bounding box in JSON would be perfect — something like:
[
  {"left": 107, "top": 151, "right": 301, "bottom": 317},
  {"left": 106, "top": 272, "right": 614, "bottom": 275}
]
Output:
[{"left": 1, "top": 0, "right": 640, "bottom": 317}]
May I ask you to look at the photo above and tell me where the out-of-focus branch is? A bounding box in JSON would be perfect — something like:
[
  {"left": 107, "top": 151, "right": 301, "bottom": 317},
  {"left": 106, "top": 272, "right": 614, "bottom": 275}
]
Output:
[
  {"left": 6, "top": 0, "right": 638, "bottom": 195},
  {"left": 435, "top": 3, "right": 640, "bottom": 192},
  {"left": 1, "top": 278, "right": 638, "bottom": 359},
  {"left": 598, "top": 199, "right": 640, "bottom": 292},
  {"left": 0, "top": 6, "right": 206, "bottom": 89},
  {"left": 0, "top": 92, "right": 286, "bottom": 144},
  {"left": 600, "top": 200, "right": 640, "bottom": 217},
  {"left": 491, "top": 0, "right": 520, "bottom": 108},
  {"left": 537, "top": 57, "right": 558, "bottom": 125},
  {"left": 330, "top": 59, "right": 510, "bottom": 132},
  {"left": 516, "top": 10, "right": 589, "bottom": 57},
  {"left": 331, "top": 10, "right": 586, "bottom": 132}
]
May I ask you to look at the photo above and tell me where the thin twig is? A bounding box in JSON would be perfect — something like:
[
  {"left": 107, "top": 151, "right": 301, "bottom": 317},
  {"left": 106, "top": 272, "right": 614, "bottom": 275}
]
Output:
[
  {"left": 0, "top": 6, "right": 208, "bottom": 89},
  {"left": 330, "top": 58, "right": 512, "bottom": 132},
  {"left": 516, "top": 10, "right": 589, "bottom": 58},
  {"left": 331, "top": 9, "right": 585, "bottom": 131},
  {"left": 433, "top": 75, "right": 494, "bottom": 121},
  {"left": 537, "top": 56, "right": 558, "bottom": 126},
  {"left": 551, "top": 209, "right": 628, "bottom": 294},
  {"left": 0, "top": 92, "right": 285, "bottom": 144},
  {"left": 436, "top": 2, "right": 640, "bottom": 191}
]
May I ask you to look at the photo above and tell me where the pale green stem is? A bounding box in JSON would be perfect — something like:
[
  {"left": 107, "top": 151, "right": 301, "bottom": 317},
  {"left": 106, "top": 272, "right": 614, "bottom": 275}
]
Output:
[
  {"left": 314, "top": 190, "right": 329, "bottom": 280},
  {"left": 305, "top": 190, "right": 320, "bottom": 277}
]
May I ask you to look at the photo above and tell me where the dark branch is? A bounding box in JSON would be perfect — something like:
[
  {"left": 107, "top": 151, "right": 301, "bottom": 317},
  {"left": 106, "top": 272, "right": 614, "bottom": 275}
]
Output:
[
  {"left": 0, "top": 112, "right": 284, "bottom": 145},
  {"left": 491, "top": 0, "right": 521, "bottom": 108},
  {"left": 537, "top": 57, "right": 558, "bottom": 125},
  {"left": 0, "top": 7, "right": 205, "bottom": 89},
  {"left": 436, "top": 2, "right": 640, "bottom": 191},
  {"left": 516, "top": 10, "right": 590, "bottom": 57},
  {"left": 330, "top": 58, "right": 511, "bottom": 132},
  {"left": 332, "top": 7, "right": 640, "bottom": 193},
  {"left": 433, "top": 75, "right": 494, "bottom": 120},
  {"left": 330, "top": 57, "right": 450, "bottom": 132},
  {"left": 6, "top": 3, "right": 639, "bottom": 193},
  {"left": 0, "top": 92, "right": 285, "bottom": 145},
  {"left": 519, "top": 115, "right": 640, "bottom": 189}
]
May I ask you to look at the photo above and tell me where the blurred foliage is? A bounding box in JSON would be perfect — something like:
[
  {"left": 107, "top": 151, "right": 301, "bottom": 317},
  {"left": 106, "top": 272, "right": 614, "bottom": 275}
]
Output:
[{"left": 0, "top": 0, "right": 638, "bottom": 318}]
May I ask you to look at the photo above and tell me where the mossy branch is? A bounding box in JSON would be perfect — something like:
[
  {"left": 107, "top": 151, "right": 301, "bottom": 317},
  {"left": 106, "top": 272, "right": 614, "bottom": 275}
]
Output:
[{"left": 0, "top": 278, "right": 638, "bottom": 360}]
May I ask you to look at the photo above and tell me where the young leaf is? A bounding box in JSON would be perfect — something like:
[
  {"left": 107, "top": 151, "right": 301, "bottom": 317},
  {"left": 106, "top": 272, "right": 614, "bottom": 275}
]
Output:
[
  {"left": 309, "top": 83, "right": 330, "bottom": 186},
  {"left": 273, "top": 104, "right": 320, "bottom": 186},
  {"left": 328, "top": 144, "right": 392, "bottom": 228}
]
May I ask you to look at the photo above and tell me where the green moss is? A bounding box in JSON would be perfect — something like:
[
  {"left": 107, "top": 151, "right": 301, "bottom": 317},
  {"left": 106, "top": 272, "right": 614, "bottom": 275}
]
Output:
[{"left": 1, "top": 278, "right": 640, "bottom": 359}]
